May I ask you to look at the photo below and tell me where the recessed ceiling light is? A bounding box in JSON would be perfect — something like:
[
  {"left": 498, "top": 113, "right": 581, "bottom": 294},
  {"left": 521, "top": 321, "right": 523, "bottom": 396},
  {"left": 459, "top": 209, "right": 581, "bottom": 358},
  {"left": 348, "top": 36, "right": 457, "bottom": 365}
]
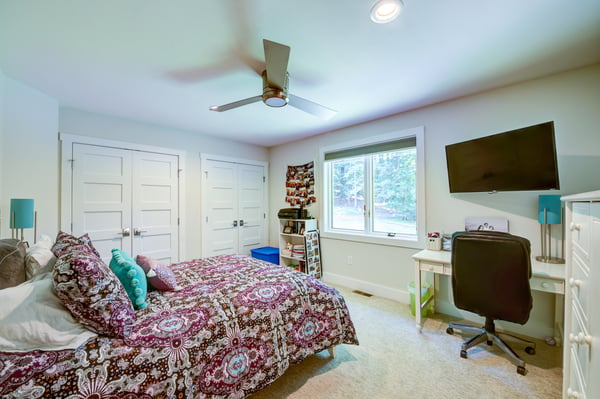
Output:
[{"left": 370, "top": 0, "right": 403, "bottom": 24}]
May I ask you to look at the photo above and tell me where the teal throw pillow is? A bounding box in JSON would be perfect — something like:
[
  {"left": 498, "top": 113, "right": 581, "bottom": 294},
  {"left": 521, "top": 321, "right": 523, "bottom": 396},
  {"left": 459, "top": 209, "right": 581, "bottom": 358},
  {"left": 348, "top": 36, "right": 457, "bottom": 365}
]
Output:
[{"left": 109, "top": 248, "right": 148, "bottom": 310}]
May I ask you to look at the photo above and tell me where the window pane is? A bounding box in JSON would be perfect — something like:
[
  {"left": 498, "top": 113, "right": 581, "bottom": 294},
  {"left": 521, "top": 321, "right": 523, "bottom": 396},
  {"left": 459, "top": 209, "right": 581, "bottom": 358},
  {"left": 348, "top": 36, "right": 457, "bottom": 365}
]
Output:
[
  {"left": 331, "top": 157, "right": 364, "bottom": 230},
  {"left": 372, "top": 148, "right": 417, "bottom": 235}
]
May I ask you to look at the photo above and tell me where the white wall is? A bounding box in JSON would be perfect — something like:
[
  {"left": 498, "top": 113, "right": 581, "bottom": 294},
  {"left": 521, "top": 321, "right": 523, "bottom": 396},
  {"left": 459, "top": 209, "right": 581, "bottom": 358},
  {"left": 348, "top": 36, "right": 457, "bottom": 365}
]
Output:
[
  {"left": 0, "top": 75, "right": 59, "bottom": 240},
  {"left": 269, "top": 63, "right": 600, "bottom": 338}
]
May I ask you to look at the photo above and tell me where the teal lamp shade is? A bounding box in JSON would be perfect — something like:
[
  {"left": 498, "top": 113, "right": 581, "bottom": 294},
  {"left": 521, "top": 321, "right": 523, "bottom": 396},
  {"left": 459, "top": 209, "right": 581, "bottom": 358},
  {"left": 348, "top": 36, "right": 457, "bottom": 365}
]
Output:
[
  {"left": 538, "top": 195, "right": 561, "bottom": 225},
  {"left": 10, "top": 199, "right": 35, "bottom": 229}
]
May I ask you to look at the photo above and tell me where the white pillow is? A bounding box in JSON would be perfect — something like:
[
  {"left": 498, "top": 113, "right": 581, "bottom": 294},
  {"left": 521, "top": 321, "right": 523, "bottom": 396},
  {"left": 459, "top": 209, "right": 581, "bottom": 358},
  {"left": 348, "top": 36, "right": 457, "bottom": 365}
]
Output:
[
  {"left": 0, "top": 273, "right": 97, "bottom": 352},
  {"left": 25, "top": 235, "right": 57, "bottom": 279}
]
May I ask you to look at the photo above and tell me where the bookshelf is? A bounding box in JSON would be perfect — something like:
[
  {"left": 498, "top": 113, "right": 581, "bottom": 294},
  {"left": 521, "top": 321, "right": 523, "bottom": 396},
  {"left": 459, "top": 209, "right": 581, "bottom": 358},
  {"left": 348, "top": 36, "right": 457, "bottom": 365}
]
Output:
[{"left": 278, "top": 218, "right": 321, "bottom": 278}]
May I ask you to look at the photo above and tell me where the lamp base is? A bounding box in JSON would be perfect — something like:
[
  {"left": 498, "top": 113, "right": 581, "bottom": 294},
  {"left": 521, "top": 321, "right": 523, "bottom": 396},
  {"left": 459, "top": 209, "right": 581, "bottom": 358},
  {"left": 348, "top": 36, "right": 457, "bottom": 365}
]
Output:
[{"left": 535, "top": 255, "right": 565, "bottom": 264}]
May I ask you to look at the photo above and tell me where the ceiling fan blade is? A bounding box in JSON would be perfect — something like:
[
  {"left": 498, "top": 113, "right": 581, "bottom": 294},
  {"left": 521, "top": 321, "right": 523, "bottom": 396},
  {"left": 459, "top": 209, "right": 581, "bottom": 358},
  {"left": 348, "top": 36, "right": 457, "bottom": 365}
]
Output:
[
  {"left": 263, "top": 39, "right": 290, "bottom": 89},
  {"left": 209, "top": 95, "right": 262, "bottom": 112},
  {"left": 288, "top": 94, "right": 337, "bottom": 120}
]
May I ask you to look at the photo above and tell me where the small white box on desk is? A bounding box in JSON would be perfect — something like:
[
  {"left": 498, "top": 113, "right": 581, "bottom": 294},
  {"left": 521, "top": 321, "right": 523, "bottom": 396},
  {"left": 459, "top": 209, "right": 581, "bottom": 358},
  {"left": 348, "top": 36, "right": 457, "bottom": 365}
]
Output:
[{"left": 426, "top": 237, "right": 442, "bottom": 251}]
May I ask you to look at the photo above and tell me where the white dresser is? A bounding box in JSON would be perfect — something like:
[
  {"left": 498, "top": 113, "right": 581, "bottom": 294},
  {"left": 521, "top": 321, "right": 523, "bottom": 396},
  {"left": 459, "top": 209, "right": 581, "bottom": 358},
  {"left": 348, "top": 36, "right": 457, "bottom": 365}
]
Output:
[{"left": 562, "top": 190, "right": 600, "bottom": 399}]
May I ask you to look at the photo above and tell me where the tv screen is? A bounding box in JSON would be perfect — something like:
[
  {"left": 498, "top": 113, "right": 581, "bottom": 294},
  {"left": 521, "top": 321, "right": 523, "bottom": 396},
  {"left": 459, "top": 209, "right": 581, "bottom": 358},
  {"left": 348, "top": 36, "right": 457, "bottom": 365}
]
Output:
[{"left": 445, "top": 121, "right": 560, "bottom": 193}]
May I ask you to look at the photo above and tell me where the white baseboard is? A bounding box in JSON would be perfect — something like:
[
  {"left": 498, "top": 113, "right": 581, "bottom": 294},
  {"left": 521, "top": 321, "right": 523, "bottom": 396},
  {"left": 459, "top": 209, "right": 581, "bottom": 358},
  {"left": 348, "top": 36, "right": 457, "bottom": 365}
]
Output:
[{"left": 323, "top": 271, "right": 410, "bottom": 304}]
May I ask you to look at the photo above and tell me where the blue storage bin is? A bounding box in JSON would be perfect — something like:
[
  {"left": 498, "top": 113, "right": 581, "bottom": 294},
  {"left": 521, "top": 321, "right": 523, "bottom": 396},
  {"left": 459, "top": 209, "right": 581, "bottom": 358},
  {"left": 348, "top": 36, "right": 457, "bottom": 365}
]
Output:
[{"left": 250, "top": 246, "right": 280, "bottom": 264}]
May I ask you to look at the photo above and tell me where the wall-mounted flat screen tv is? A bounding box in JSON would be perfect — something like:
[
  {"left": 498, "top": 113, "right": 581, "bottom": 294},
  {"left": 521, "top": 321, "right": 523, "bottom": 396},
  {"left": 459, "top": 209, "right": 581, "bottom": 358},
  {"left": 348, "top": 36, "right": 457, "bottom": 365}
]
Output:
[{"left": 445, "top": 121, "right": 560, "bottom": 193}]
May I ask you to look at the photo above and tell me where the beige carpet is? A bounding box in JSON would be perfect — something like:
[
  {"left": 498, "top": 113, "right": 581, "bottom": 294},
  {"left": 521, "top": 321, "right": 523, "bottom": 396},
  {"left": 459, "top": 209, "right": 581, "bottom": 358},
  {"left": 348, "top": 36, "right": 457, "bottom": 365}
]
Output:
[{"left": 250, "top": 285, "right": 562, "bottom": 399}]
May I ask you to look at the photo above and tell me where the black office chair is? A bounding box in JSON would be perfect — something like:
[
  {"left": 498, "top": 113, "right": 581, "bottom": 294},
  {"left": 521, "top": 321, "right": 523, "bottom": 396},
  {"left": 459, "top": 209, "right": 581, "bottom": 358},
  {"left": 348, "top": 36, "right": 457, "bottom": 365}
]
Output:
[{"left": 445, "top": 231, "right": 536, "bottom": 375}]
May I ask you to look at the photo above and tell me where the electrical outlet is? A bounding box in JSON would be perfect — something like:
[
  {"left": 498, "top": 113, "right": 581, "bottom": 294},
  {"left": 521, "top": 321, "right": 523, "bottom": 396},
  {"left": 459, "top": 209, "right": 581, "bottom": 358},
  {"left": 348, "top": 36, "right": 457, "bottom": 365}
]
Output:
[{"left": 347, "top": 256, "right": 353, "bottom": 265}]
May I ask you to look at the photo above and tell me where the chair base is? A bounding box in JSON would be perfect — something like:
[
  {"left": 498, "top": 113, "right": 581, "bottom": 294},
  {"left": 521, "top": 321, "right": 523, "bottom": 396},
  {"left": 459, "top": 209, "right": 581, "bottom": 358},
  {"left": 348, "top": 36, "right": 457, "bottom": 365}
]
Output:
[{"left": 446, "top": 319, "right": 536, "bottom": 376}]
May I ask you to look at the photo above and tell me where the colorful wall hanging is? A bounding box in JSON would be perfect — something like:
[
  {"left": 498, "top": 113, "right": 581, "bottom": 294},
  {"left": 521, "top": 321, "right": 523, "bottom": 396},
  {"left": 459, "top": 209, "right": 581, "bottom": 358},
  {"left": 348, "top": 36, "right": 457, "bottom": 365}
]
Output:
[{"left": 285, "top": 161, "right": 316, "bottom": 207}]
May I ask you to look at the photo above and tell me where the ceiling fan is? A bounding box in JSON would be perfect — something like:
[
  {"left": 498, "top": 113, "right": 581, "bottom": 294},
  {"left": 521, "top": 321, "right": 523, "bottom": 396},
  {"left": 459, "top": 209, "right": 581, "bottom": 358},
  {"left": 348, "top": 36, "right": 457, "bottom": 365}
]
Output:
[{"left": 209, "top": 39, "right": 337, "bottom": 120}]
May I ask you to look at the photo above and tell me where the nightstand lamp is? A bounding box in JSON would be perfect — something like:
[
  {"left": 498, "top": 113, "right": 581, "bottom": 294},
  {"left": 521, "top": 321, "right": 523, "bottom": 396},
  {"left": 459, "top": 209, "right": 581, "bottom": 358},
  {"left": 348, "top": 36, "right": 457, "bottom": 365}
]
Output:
[
  {"left": 536, "top": 194, "right": 564, "bottom": 264},
  {"left": 10, "top": 198, "right": 36, "bottom": 243}
]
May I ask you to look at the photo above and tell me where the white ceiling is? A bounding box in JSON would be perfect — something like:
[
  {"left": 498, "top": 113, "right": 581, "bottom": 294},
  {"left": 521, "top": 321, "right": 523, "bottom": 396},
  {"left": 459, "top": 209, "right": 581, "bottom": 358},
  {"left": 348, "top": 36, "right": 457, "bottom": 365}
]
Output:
[{"left": 1, "top": 0, "right": 599, "bottom": 147}]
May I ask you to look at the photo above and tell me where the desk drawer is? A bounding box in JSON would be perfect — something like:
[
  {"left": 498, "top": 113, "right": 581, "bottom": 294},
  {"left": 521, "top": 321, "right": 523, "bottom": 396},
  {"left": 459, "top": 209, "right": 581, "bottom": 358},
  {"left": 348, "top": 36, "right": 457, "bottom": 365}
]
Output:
[
  {"left": 531, "top": 276, "right": 564, "bottom": 294},
  {"left": 419, "top": 261, "right": 447, "bottom": 275}
]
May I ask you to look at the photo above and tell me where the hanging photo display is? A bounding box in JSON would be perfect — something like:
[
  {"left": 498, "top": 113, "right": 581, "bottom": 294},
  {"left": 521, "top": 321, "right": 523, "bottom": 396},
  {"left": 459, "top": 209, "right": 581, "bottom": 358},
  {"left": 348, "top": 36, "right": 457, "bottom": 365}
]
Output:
[{"left": 285, "top": 161, "right": 316, "bottom": 207}]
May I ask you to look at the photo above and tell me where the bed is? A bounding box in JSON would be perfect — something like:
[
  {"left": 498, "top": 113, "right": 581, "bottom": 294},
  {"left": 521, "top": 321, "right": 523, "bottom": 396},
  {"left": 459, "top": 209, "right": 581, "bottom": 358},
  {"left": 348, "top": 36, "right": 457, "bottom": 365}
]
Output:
[{"left": 0, "top": 234, "right": 359, "bottom": 398}]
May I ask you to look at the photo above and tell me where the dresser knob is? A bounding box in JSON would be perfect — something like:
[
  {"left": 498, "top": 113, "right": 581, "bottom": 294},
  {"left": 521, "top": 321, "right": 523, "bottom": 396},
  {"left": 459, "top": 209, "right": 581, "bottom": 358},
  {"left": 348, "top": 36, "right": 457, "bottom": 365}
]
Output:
[
  {"left": 569, "top": 223, "right": 581, "bottom": 232},
  {"left": 567, "top": 388, "right": 581, "bottom": 398},
  {"left": 569, "top": 278, "right": 582, "bottom": 288},
  {"left": 569, "top": 332, "right": 592, "bottom": 345},
  {"left": 541, "top": 282, "right": 549, "bottom": 288}
]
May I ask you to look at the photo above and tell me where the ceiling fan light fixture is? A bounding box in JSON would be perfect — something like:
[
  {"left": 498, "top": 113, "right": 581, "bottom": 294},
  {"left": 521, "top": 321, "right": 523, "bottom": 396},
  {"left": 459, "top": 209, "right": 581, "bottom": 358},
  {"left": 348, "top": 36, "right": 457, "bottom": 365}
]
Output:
[
  {"left": 370, "top": 0, "right": 403, "bottom": 24},
  {"left": 264, "top": 94, "right": 288, "bottom": 107}
]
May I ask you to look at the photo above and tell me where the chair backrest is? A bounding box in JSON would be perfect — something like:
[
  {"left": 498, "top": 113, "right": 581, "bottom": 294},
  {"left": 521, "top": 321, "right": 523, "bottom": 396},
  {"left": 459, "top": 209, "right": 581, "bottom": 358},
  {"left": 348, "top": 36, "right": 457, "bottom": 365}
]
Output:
[{"left": 451, "top": 231, "right": 532, "bottom": 325}]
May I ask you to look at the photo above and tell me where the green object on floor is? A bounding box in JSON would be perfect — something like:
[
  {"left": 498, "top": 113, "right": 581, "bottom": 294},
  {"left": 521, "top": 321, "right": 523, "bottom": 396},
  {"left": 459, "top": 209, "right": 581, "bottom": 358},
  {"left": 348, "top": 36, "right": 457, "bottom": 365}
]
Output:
[{"left": 408, "top": 281, "right": 433, "bottom": 316}]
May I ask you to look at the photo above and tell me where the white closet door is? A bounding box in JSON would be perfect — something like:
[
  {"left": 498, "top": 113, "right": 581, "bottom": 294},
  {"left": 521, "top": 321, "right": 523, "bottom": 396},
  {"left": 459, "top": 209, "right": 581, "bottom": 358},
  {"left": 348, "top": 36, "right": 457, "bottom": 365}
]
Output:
[
  {"left": 203, "top": 159, "right": 266, "bottom": 256},
  {"left": 71, "top": 144, "right": 180, "bottom": 262},
  {"left": 237, "top": 164, "right": 265, "bottom": 254},
  {"left": 72, "top": 144, "right": 132, "bottom": 264},
  {"left": 203, "top": 159, "right": 239, "bottom": 256},
  {"left": 131, "top": 151, "right": 179, "bottom": 264}
]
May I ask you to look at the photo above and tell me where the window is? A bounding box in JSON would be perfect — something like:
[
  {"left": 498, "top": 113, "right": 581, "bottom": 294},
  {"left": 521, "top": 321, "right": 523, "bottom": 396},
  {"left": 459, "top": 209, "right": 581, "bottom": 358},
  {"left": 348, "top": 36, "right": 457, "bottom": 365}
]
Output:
[{"left": 321, "top": 127, "right": 425, "bottom": 248}]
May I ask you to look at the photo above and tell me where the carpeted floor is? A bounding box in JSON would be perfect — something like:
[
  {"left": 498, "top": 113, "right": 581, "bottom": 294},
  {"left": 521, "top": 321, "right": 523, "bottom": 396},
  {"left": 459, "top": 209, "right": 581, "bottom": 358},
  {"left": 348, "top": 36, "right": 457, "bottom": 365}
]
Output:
[{"left": 250, "top": 285, "right": 562, "bottom": 399}]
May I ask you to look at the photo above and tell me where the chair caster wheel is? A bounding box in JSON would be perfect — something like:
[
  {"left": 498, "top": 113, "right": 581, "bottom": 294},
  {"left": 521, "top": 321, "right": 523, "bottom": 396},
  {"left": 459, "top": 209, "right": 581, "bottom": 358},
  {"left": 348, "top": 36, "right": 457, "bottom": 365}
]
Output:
[
  {"left": 525, "top": 346, "right": 536, "bottom": 355},
  {"left": 517, "top": 366, "right": 527, "bottom": 376},
  {"left": 446, "top": 327, "right": 454, "bottom": 335},
  {"left": 460, "top": 350, "right": 468, "bottom": 359}
]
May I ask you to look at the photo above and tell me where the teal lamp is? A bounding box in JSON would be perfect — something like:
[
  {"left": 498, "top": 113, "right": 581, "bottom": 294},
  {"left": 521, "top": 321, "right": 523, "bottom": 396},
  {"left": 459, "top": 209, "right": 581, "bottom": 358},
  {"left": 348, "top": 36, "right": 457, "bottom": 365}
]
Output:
[
  {"left": 535, "top": 194, "right": 564, "bottom": 264},
  {"left": 10, "top": 199, "right": 36, "bottom": 243}
]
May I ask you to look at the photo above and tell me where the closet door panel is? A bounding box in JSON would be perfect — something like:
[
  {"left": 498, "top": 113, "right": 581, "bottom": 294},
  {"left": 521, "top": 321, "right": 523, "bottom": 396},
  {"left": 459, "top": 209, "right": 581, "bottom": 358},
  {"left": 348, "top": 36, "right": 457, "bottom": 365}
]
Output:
[
  {"left": 131, "top": 152, "right": 179, "bottom": 263},
  {"left": 204, "top": 160, "right": 239, "bottom": 256},
  {"left": 72, "top": 144, "right": 132, "bottom": 263},
  {"left": 238, "top": 164, "right": 265, "bottom": 254}
]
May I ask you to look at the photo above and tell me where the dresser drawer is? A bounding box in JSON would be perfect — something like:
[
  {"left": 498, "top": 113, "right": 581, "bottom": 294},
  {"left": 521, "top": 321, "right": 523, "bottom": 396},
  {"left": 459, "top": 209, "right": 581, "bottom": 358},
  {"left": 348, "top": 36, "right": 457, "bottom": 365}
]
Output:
[
  {"left": 419, "top": 261, "right": 447, "bottom": 275},
  {"left": 571, "top": 202, "right": 590, "bottom": 261},
  {"left": 570, "top": 254, "right": 590, "bottom": 323},
  {"left": 530, "top": 275, "right": 564, "bottom": 294},
  {"left": 568, "top": 347, "right": 587, "bottom": 399}
]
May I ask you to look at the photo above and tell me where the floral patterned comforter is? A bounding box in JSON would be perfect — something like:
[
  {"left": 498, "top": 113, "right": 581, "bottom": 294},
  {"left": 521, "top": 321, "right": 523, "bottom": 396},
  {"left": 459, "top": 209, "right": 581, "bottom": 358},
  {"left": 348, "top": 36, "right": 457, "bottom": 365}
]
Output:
[{"left": 0, "top": 254, "right": 358, "bottom": 398}]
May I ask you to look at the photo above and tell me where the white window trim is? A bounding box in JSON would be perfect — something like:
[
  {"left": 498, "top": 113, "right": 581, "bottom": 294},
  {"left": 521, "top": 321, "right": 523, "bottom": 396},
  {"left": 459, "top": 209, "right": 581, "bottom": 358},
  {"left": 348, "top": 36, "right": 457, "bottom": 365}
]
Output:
[{"left": 319, "top": 126, "right": 425, "bottom": 249}]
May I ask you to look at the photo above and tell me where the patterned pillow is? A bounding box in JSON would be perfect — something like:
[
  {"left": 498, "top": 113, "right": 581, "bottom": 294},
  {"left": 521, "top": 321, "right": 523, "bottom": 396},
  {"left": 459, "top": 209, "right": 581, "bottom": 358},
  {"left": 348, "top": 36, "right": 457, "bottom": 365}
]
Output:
[
  {"left": 136, "top": 254, "right": 179, "bottom": 291},
  {"left": 53, "top": 250, "right": 134, "bottom": 338},
  {"left": 109, "top": 249, "right": 148, "bottom": 309},
  {"left": 51, "top": 231, "right": 102, "bottom": 259}
]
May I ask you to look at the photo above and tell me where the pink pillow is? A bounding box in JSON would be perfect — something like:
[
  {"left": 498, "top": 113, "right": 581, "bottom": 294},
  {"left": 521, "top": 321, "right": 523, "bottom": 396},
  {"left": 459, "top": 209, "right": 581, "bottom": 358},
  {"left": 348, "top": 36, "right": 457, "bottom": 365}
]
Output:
[
  {"left": 136, "top": 255, "right": 178, "bottom": 291},
  {"left": 51, "top": 231, "right": 102, "bottom": 259},
  {"left": 53, "top": 250, "right": 135, "bottom": 338}
]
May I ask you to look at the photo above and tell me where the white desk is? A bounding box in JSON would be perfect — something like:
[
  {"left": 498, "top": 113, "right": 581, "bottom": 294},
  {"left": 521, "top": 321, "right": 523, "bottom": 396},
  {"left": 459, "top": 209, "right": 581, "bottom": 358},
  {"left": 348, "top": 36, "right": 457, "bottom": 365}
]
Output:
[{"left": 412, "top": 249, "right": 565, "bottom": 343}]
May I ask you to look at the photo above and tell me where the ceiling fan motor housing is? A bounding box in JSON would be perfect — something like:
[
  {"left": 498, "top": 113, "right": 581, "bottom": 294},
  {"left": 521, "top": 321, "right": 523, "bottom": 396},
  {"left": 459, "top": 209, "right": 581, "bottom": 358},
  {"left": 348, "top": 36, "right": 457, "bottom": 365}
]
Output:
[{"left": 262, "top": 70, "right": 289, "bottom": 107}]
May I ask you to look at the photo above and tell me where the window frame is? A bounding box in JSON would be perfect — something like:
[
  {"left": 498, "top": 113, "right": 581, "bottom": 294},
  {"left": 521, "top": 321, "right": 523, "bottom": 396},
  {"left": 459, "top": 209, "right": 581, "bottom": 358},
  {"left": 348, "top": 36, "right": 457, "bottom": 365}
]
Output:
[{"left": 320, "top": 126, "right": 425, "bottom": 249}]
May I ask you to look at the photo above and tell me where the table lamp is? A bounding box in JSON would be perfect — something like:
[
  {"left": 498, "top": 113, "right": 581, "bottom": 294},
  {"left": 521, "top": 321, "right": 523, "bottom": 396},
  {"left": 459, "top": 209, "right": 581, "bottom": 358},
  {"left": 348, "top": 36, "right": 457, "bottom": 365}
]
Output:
[
  {"left": 10, "top": 198, "right": 36, "bottom": 243},
  {"left": 535, "top": 194, "right": 564, "bottom": 264}
]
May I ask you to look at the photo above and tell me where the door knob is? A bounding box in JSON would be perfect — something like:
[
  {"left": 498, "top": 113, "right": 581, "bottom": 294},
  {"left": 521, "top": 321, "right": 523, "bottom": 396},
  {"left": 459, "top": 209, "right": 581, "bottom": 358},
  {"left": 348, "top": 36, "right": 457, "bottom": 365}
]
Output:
[
  {"left": 239, "top": 219, "right": 244, "bottom": 226},
  {"left": 134, "top": 228, "right": 147, "bottom": 236},
  {"left": 118, "top": 228, "right": 131, "bottom": 237},
  {"left": 233, "top": 220, "right": 238, "bottom": 227}
]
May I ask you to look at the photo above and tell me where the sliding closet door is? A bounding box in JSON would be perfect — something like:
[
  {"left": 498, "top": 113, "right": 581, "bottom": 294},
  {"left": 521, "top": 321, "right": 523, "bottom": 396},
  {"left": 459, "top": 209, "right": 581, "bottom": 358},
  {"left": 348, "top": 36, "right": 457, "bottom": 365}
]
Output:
[
  {"left": 202, "top": 158, "right": 266, "bottom": 256},
  {"left": 71, "top": 143, "right": 179, "bottom": 263}
]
